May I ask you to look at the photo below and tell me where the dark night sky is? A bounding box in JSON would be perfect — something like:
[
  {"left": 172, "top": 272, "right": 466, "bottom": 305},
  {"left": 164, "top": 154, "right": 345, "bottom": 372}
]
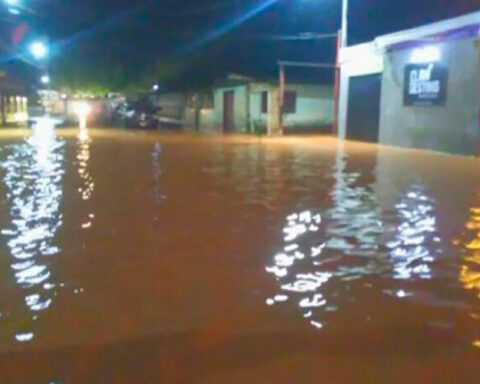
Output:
[{"left": 6, "top": 0, "right": 480, "bottom": 91}]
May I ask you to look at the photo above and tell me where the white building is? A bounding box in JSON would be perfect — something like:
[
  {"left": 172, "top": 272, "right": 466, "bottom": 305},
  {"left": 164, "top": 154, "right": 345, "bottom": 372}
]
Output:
[
  {"left": 186, "top": 74, "right": 334, "bottom": 135},
  {"left": 339, "top": 11, "right": 480, "bottom": 155}
]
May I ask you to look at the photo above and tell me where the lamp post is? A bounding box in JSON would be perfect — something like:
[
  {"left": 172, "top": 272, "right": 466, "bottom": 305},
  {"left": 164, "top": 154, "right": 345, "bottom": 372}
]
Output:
[
  {"left": 341, "top": 0, "right": 348, "bottom": 47},
  {"left": 29, "top": 40, "right": 51, "bottom": 114},
  {"left": 333, "top": 0, "right": 349, "bottom": 135}
]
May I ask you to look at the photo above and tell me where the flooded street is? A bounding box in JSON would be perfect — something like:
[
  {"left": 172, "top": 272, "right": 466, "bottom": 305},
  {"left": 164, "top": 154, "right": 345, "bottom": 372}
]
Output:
[{"left": 0, "top": 127, "right": 479, "bottom": 382}]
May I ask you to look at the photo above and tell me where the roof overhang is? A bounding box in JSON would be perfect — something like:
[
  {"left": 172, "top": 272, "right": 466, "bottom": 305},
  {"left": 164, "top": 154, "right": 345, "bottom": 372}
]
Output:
[
  {"left": 340, "top": 10, "right": 480, "bottom": 77},
  {"left": 375, "top": 11, "right": 480, "bottom": 50}
]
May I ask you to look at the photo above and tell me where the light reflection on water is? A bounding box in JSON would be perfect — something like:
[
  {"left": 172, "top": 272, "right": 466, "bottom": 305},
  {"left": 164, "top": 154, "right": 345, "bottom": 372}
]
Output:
[
  {"left": 0, "top": 122, "right": 65, "bottom": 342},
  {"left": 388, "top": 185, "right": 441, "bottom": 282},
  {"left": 266, "top": 147, "right": 386, "bottom": 329},
  {"left": 459, "top": 205, "right": 480, "bottom": 299},
  {"left": 457, "top": 196, "right": 480, "bottom": 348},
  {"left": 152, "top": 142, "right": 165, "bottom": 206},
  {"left": 77, "top": 127, "right": 95, "bottom": 229},
  {"left": 266, "top": 145, "right": 444, "bottom": 330}
]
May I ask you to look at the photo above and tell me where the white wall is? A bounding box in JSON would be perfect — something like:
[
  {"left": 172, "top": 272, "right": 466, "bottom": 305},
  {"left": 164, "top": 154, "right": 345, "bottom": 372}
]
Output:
[
  {"left": 213, "top": 85, "right": 249, "bottom": 132},
  {"left": 250, "top": 84, "right": 334, "bottom": 132},
  {"left": 184, "top": 108, "right": 215, "bottom": 132},
  {"left": 339, "top": 27, "right": 480, "bottom": 154},
  {"left": 379, "top": 38, "right": 480, "bottom": 155},
  {"left": 283, "top": 85, "right": 334, "bottom": 129},
  {"left": 201, "top": 81, "right": 335, "bottom": 134},
  {"left": 338, "top": 42, "right": 384, "bottom": 139}
]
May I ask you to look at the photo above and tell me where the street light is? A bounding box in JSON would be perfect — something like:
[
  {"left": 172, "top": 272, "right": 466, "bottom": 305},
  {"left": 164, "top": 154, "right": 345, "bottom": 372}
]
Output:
[
  {"left": 29, "top": 41, "right": 48, "bottom": 60},
  {"left": 152, "top": 84, "right": 159, "bottom": 91},
  {"left": 40, "top": 75, "right": 50, "bottom": 84}
]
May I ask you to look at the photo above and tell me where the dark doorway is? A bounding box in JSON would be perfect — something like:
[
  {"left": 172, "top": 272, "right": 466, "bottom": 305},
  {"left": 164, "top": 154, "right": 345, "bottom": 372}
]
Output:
[
  {"left": 346, "top": 74, "right": 381, "bottom": 143},
  {"left": 223, "top": 91, "right": 234, "bottom": 133}
]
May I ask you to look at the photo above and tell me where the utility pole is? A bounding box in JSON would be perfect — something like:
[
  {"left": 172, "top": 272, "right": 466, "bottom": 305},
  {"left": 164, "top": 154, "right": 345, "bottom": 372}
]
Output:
[
  {"left": 333, "top": 0, "right": 348, "bottom": 135},
  {"left": 341, "top": 0, "right": 348, "bottom": 48},
  {"left": 333, "top": 30, "right": 342, "bottom": 135}
]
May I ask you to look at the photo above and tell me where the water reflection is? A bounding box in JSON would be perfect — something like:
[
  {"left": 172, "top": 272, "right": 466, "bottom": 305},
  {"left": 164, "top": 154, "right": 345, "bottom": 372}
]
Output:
[
  {"left": 387, "top": 185, "right": 441, "bottom": 281},
  {"left": 152, "top": 142, "right": 165, "bottom": 206},
  {"left": 459, "top": 206, "right": 480, "bottom": 297},
  {"left": 77, "top": 127, "right": 95, "bottom": 229},
  {"left": 265, "top": 209, "right": 331, "bottom": 329},
  {"left": 266, "top": 144, "right": 386, "bottom": 329},
  {"left": 265, "top": 144, "right": 446, "bottom": 329},
  {"left": 0, "top": 121, "right": 65, "bottom": 342}
]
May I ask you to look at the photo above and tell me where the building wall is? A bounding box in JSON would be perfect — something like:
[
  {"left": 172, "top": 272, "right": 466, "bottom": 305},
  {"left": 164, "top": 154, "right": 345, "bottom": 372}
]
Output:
[
  {"left": 205, "top": 82, "right": 334, "bottom": 134},
  {"left": 2, "top": 94, "right": 28, "bottom": 126},
  {"left": 249, "top": 84, "right": 334, "bottom": 133},
  {"left": 184, "top": 108, "right": 215, "bottom": 132},
  {"left": 154, "top": 92, "right": 186, "bottom": 120},
  {"left": 379, "top": 38, "right": 480, "bottom": 155},
  {"left": 338, "top": 42, "right": 384, "bottom": 139},
  {"left": 213, "top": 85, "right": 249, "bottom": 133},
  {"left": 249, "top": 82, "right": 274, "bottom": 134},
  {"left": 283, "top": 85, "right": 334, "bottom": 130}
]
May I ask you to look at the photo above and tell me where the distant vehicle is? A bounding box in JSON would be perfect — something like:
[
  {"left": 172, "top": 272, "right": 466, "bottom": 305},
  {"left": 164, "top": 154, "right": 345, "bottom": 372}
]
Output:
[{"left": 114, "top": 101, "right": 162, "bottom": 129}]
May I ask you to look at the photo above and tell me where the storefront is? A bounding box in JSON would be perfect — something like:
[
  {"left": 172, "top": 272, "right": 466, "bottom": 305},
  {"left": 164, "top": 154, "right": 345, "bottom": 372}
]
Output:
[{"left": 338, "top": 11, "right": 480, "bottom": 155}]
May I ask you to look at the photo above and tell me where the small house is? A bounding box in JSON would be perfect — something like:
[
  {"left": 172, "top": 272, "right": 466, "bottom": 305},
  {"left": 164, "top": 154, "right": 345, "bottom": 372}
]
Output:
[{"left": 189, "top": 74, "right": 334, "bottom": 135}]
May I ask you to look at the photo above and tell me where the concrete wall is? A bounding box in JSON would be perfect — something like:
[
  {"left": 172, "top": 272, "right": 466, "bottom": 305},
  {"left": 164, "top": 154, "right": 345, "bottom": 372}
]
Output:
[
  {"left": 206, "top": 81, "right": 334, "bottom": 134},
  {"left": 154, "top": 92, "right": 186, "bottom": 120},
  {"left": 184, "top": 108, "right": 215, "bottom": 132},
  {"left": 338, "top": 42, "right": 384, "bottom": 139},
  {"left": 283, "top": 85, "right": 334, "bottom": 130},
  {"left": 249, "top": 82, "right": 274, "bottom": 134},
  {"left": 249, "top": 84, "right": 334, "bottom": 133},
  {"left": 213, "top": 85, "right": 249, "bottom": 133},
  {"left": 379, "top": 38, "right": 480, "bottom": 155}
]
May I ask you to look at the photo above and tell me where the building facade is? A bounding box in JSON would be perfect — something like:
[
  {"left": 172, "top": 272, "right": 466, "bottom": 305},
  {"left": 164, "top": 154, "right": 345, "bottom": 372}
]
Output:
[
  {"left": 188, "top": 75, "right": 334, "bottom": 135},
  {"left": 0, "top": 75, "right": 28, "bottom": 127},
  {"left": 339, "top": 11, "right": 480, "bottom": 155}
]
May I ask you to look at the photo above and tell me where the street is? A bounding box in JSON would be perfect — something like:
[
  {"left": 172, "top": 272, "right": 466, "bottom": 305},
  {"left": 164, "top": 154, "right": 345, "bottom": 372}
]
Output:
[{"left": 0, "top": 128, "right": 478, "bottom": 382}]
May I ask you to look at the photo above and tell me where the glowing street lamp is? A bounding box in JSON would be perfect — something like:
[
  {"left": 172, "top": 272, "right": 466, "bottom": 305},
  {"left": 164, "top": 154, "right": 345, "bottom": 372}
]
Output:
[
  {"left": 29, "top": 41, "right": 49, "bottom": 60},
  {"left": 40, "top": 75, "right": 50, "bottom": 84},
  {"left": 152, "top": 84, "right": 159, "bottom": 91}
]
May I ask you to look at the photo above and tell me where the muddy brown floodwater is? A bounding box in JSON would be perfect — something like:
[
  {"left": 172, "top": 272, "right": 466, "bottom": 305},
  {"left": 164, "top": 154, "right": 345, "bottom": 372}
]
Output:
[{"left": 0, "top": 127, "right": 479, "bottom": 383}]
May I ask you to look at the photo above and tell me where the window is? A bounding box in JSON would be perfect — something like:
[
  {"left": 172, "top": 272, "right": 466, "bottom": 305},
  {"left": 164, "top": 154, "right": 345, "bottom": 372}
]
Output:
[
  {"left": 283, "top": 91, "right": 296, "bottom": 114},
  {"left": 261, "top": 91, "right": 268, "bottom": 113}
]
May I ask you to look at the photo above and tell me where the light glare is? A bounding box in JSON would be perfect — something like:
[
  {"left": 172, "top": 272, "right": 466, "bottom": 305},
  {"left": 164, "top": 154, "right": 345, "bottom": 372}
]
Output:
[
  {"left": 30, "top": 41, "right": 48, "bottom": 59},
  {"left": 410, "top": 46, "right": 440, "bottom": 64}
]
